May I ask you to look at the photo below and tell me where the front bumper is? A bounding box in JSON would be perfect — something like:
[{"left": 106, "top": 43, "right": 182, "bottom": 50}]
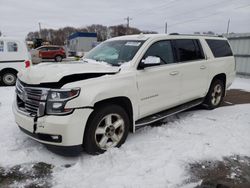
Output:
[{"left": 13, "top": 102, "right": 93, "bottom": 146}]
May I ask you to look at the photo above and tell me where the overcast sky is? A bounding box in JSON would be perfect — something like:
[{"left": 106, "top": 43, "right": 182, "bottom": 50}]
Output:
[{"left": 0, "top": 0, "right": 250, "bottom": 39}]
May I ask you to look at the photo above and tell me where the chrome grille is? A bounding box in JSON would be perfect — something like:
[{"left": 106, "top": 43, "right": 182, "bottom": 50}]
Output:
[{"left": 16, "top": 80, "right": 48, "bottom": 116}]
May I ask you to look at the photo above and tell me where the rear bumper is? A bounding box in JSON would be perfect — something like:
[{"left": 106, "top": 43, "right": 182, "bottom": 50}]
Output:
[{"left": 13, "top": 102, "right": 93, "bottom": 147}]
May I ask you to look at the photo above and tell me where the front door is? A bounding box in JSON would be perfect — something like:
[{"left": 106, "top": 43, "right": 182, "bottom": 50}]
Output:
[{"left": 136, "top": 40, "right": 181, "bottom": 118}]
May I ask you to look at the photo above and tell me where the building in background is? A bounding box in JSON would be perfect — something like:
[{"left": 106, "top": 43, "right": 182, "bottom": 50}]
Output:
[
  {"left": 227, "top": 33, "right": 250, "bottom": 76},
  {"left": 67, "top": 32, "right": 97, "bottom": 56}
]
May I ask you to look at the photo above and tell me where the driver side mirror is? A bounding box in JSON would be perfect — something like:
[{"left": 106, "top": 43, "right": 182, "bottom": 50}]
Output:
[{"left": 140, "top": 56, "right": 161, "bottom": 69}]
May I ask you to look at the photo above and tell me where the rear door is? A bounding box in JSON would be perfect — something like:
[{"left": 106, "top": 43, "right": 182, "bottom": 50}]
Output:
[
  {"left": 47, "top": 47, "right": 58, "bottom": 58},
  {"left": 136, "top": 40, "right": 182, "bottom": 118},
  {"left": 172, "top": 39, "right": 208, "bottom": 103}
]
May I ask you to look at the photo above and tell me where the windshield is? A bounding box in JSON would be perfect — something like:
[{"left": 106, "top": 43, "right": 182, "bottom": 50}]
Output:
[{"left": 84, "top": 40, "right": 144, "bottom": 66}]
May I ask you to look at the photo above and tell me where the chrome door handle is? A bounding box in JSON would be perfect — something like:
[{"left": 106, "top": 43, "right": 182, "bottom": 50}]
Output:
[
  {"left": 170, "top": 71, "right": 179, "bottom": 76},
  {"left": 200, "top": 65, "right": 206, "bottom": 70}
]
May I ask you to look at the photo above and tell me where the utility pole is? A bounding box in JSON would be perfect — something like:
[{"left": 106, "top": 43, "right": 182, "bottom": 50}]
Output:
[
  {"left": 124, "top": 16, "right": 132, "bottom": 34},
  {"left": 226, "top": 19, "right": 230, "bottom": 35},
  {"left": 165, "top": 21, "right": 168, "bottom": 34},
  {"left": 38, "top": 22, "right": 42, "bottom": 38}
]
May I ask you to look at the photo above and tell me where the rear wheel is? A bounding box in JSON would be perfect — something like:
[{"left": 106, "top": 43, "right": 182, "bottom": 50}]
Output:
[
  {"left": 1, "top": 71, "right": 17, "bottom": 86},
  {"left": 54, "top": 55, "right": 62, "bottom": 62},
  {"left": 203, "top": 79, "right": 224, "bottom": 109},
  {"left": 83, "top": 104, "right": 130, "bottom": 155}
]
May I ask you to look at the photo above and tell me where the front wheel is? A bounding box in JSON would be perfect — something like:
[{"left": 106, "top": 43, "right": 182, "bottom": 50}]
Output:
[
  {"left": 83, "top": 104, "right": 130, "bottom": 155},
  {"left": 1, "top": 71, "right": 17, "bottom": 86},
  {"left": 203, "top": 79, "right": 224, "bottom": 109}
]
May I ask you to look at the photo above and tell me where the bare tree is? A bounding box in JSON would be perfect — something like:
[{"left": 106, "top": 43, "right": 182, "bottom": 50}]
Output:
[{"left": 26, "top": 24, "right": 157, "bottom": 45}]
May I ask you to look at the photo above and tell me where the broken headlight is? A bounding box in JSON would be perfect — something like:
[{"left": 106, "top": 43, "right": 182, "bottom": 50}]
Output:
[{"left": 46, "top": 88, "right": 80, "bottom": 115}]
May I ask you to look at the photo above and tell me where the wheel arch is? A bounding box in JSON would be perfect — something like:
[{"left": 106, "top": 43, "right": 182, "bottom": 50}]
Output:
[
  {"left": 93, "top": 96, "right": 134, "bottom": 132},
  {"left": 210, "top": 73, "right": 226, "bottom": 95},
  {"left": 0, "top": 68, "right": 18, "bottom": 78},
  {"left": 54, "top": 54, "right": 63, "bottom": 58}
]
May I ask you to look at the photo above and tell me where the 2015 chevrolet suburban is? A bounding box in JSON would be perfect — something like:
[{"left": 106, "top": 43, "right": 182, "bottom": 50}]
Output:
[{"left": 13, "top": 34, "right": 235, "bottom": 155}]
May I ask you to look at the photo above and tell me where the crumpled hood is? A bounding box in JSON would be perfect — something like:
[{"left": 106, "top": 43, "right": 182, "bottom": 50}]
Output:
[{"left": 18, "top": 61, "right": 120, "bottom": 85}]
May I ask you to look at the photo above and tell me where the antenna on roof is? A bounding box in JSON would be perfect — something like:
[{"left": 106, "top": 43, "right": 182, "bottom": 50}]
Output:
[{"left": 169, "top": 33, "right": 179, "bottom": 35}]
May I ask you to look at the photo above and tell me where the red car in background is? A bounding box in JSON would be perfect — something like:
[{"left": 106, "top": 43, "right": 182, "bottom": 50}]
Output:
[{"left": 36, "top": 45, "right": 66, "bottom": 62}]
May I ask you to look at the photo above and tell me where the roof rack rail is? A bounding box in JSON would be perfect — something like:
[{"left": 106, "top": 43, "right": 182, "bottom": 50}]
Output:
[
  {"left": 168, "top": 33, "right": 223, "bottom": 37},
  {"left": 169, "top": 33, "right": 179, "bottom": 35}
]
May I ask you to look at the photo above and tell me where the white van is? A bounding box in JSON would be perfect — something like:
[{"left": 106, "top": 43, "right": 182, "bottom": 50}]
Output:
[{"left": 0, "top": 37, "right": 31, "bottom": 86}]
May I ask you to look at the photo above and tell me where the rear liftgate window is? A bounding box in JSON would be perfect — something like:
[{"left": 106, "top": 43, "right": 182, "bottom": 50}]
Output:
[{"left": 206, "top": 39, "right": 233, "bottom": 58}]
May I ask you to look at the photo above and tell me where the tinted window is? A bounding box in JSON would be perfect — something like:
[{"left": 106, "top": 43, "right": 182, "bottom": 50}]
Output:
[
  {"left": 143, "top": 40, "right": 174, "bottom": 64},
  {"left": 39, "top": 47, "right": 48, "bottom": 51},
  {"left": 206, "top": 39, "right": 233, "bottom": 58},
  {"left": 174, "top": 39, "right": 204, "bottom": 62},
  {"left": 7, "top": 42, "right": 18, "bottom": 52},
  {"left": 0, "top": 41, "right": 3, "bottom": 52},
  {"left": 48, "top": 47, "right": 60, "bottom": 51}
]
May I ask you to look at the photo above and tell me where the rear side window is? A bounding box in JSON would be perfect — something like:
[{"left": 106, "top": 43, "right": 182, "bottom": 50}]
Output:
[
  {"left": 174, "top": 39, "right": 204, "bottom": 62},
  {"left": 0, "top": 41, "right": 3, "bottom": 52},
  {"left": 48, "top": 47, "right": 55, "bottom": 51},
  {"left": 48, "top": 47, "right": 60, "bottom": 51},
  {"left": 39, "top": 47, "right": 48, "bottom": 51},
  {"left": 206, "top": 39, "right": 233, "bottom": 58},
  {"left": 143, "top": 40, "right": 175, "bottom": 64},
  {"left": 7, "top": 42, "right": 18, "bottom": 52}
]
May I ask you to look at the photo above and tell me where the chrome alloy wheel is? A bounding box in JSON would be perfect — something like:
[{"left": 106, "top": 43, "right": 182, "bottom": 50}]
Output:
[
  {"left": 211, "top": 84, "right": 222, "bottom": 106},
  {"left": 95, "top": 114, "right": 125, "bottom": 150}
]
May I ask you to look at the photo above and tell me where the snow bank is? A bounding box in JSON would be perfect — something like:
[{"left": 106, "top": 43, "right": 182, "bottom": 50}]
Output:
[{"left": 0, "top": 77, "right": 249, "bottom": 188}]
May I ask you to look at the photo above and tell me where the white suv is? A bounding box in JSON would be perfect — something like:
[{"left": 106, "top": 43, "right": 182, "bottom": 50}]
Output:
[{"left": 13, "top": 34, "right": 235, "bottom": 155}]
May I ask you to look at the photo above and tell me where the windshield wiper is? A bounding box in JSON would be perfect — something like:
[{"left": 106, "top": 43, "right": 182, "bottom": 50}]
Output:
[{"left": 82, "top": 58, "right": 114, "bottom": 67}]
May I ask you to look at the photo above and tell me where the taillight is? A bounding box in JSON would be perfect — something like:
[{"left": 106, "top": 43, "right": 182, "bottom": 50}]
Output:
[
  {"left": 39, "top": 51, "right": 42, "bottom": 58},
  {"left": 25, "top": 60, "right": 31, "bottom": 68}
]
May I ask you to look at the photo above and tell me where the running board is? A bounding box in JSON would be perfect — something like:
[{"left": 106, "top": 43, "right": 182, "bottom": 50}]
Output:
[{"left": 135, "top": 98, "right": 204, "bottom": 130}]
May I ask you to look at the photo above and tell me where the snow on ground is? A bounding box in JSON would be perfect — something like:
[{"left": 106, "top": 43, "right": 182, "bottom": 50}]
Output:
[{"left": 0, "top": 77, "right": 249, "bottom": 188}]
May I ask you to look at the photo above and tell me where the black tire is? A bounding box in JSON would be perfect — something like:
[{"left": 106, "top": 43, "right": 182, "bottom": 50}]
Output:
[
  {"left": 203, "top": 79, "right": 225, "bottom": 110},
  {"left": 54, "top": 55, "right": 63, "bottom": 62},
  {"left": 1, "top": 71, "right": 17, "bottom": 86},
  {"left": 83, "top": 104, "right": 130, "bottom": 155}
]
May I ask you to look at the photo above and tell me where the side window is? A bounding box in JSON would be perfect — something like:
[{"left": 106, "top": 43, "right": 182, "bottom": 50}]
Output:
[
  {"left": 0, "top": 41, "right": 4, "bottom": 52},
  {"left": 48, "top": 47, "right": 55, "bottom": 51},
  {"left": 174, "top": 39, "right": 204, "bottom": 62},
  {"left": 39, "top": 47, "right": 47, "bottom": 51},
  {"left": 7, "top": 42, "right": 18, "bottom": 52},
  {"left": 206, "top": 39, "right": 233, "bottom": 58},
  {"left": 143, "top": 40, "right": 174, "bottom": 65}
]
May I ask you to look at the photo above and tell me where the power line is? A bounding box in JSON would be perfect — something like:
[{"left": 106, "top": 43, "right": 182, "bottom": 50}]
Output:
[
  {"left": 130, "top": 0, "right": 185, "bottom": 17},
  {"left": 168, "top": 3, "right": 250, "bottom": 28},
  {"left": 151, "top": 1, "right": 250, "bottom": 32},
  {"left": 106, "top": 0, "right": 185, "bottom": 26},
  {"left": 167, "top": 0, "right": 236, "bottom": 20}
]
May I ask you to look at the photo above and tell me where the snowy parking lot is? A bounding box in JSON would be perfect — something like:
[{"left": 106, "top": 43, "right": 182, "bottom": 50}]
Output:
[{"left": 0, "top": 77, "right": 250, "bottom": 188}]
